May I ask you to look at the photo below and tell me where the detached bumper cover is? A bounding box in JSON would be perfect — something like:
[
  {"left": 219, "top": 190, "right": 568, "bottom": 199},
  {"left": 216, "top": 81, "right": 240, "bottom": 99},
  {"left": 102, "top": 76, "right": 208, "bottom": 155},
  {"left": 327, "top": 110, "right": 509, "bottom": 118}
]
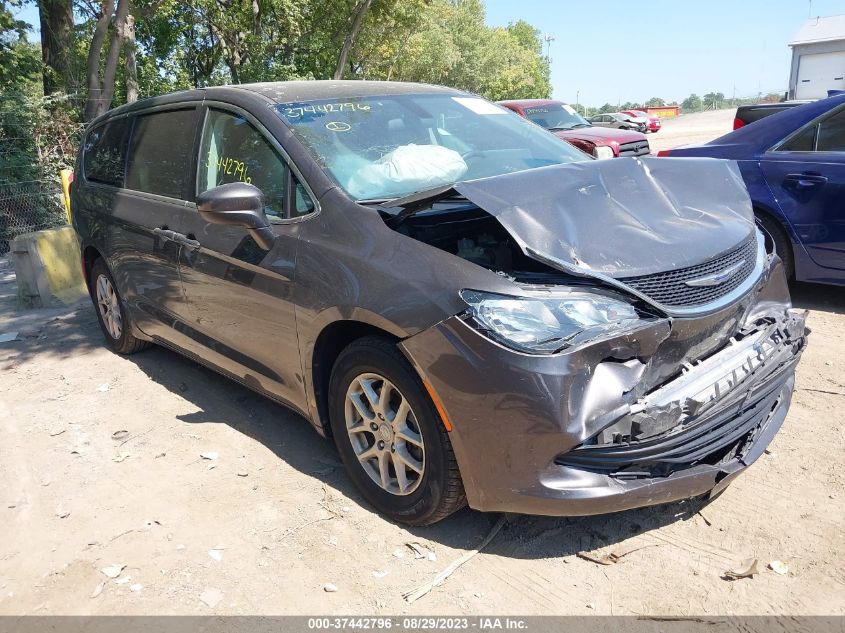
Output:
[{"left": 400, "top": 273, "right": 808, "bottom": 516}]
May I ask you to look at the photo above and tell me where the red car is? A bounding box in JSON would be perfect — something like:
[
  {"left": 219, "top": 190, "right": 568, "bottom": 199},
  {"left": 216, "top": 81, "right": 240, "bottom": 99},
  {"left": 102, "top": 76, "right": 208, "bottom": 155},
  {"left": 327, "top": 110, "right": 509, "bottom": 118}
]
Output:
[
  {"left": 622, "top": 109, "right": 661, "bottom": 133},
  {"left": 499, "top": 99, "right": 650, "bottom": 158}
]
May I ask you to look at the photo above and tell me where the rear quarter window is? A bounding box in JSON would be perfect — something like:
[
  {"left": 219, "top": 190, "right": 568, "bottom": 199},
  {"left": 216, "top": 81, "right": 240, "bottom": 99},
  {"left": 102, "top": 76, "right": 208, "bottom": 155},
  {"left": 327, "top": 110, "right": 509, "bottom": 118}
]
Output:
[
  {"left": 83, "top": 118, "right": 129, "bottom": 186},
  {"left": 126, "top": 109, "right": 197, "bottom": 199}
]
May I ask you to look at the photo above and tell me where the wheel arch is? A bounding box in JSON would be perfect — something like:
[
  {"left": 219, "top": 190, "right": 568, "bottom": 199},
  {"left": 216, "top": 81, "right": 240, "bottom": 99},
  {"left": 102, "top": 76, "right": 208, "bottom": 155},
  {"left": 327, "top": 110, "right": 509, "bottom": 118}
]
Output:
[
  {"left": 81, "top": 244, "right": 103, "bottom": 293},
  {"left": 753, "top": 203, "right": 795, "bottom": 276},
  {"left": 309, "top": 318, "right": 404, "bottom": 437}
]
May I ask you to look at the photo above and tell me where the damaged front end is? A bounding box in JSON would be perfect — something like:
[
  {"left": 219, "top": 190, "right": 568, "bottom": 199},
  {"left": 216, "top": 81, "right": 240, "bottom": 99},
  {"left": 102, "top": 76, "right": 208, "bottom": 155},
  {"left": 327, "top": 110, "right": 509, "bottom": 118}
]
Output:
[
  {"left": 394, "top": 157, "right": 810, "bottom": 516},
  {"left": 557, "top": 309, "right": 808, "bottom": 479}
]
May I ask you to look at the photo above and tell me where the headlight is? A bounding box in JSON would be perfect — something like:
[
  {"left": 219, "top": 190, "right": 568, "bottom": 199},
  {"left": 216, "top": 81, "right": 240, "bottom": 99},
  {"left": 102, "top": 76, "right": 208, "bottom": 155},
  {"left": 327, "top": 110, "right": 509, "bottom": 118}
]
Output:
[
  {"left": 592, "top": 145, "right": 614, "bottom": 160},
  {"left": 460, "top": 289, "right": 641, "bottom": 354}
]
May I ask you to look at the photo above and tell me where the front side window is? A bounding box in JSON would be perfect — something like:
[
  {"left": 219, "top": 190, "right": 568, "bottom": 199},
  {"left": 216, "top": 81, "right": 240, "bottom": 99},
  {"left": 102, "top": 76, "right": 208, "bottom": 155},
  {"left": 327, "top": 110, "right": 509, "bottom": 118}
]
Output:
[
  {"left": 275, "top": 94, "right": 588, "bottom": 201},
  {"left": 198, "top": 109, "right": 289, "bottom": 219},
  {"left": 126, "top": 109, "right": 196, "bottom": 199},
  {"left": 84, "top": 118, "right": 129, "bottom": 187}
]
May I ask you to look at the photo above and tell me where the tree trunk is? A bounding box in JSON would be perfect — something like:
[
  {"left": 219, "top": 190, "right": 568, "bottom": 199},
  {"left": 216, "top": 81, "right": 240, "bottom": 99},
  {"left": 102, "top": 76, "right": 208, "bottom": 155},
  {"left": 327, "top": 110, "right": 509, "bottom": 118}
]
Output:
[
  {"left": 333, "top": 0, "right": 372, "bottom": 80},
  {"left": 83, "top": 0, "right": 131, "bottom": 122},
  {"left": 38, "top": 0, "right": 75, "bottom": 95},
  {"left": 124, "top": 14, "right": 139, "bottom": 103},
  {"left": 83, "top": 0, "right": 116, "bottom": 122}
]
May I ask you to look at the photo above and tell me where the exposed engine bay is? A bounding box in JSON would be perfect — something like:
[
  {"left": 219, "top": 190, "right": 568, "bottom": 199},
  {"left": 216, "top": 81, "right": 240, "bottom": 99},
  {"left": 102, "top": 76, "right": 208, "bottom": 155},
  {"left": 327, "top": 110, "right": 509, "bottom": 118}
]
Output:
[{"left": 393, "top": 203, "right": 562, "bottom": 282}]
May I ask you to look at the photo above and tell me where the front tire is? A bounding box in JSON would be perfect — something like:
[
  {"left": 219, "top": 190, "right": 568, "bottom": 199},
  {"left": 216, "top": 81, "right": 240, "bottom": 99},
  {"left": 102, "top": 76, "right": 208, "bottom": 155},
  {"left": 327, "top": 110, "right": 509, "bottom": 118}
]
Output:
[
  {"left": 329, "top": 337, "right": 465, "bottom": 525},
  {"left": 89, "top": 258, "right": 149, "bottom": 355},
  {"left": 756, "top": 214, "right": 794, "bottom": 280}
]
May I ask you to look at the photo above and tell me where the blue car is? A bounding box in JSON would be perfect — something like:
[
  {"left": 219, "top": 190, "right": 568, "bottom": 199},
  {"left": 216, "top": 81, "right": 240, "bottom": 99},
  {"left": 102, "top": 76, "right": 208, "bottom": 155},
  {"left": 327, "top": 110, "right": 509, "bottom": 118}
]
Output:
[{"left": 660, "top": 94, "right": 845, "bottom": 285}]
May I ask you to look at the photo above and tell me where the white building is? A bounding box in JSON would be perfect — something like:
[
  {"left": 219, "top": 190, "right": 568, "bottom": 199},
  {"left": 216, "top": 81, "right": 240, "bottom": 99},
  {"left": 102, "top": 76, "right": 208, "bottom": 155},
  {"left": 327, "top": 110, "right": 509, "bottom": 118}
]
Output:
[{"left": 788, "top": 14, "right": 845, "bottom": 99}]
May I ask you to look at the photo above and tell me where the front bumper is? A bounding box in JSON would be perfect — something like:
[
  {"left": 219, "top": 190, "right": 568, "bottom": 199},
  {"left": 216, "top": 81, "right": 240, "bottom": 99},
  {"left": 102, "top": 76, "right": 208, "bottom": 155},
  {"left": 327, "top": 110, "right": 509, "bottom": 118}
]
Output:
[{"left": 400, "top": 259, "right": 808, "bottom": 516}]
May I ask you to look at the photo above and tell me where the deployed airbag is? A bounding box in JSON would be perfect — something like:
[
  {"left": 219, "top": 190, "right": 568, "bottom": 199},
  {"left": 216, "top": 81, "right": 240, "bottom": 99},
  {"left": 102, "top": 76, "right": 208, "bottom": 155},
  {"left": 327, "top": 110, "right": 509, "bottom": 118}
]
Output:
[{"left": 348, "top": 144, "right": 468, "bottom": 200}]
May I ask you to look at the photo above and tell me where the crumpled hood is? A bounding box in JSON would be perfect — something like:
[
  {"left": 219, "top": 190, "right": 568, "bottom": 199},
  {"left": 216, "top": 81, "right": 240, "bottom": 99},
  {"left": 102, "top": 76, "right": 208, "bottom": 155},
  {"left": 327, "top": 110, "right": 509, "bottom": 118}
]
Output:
[{"left": 453, "top": 156, "right": 756, "bottom": 278}]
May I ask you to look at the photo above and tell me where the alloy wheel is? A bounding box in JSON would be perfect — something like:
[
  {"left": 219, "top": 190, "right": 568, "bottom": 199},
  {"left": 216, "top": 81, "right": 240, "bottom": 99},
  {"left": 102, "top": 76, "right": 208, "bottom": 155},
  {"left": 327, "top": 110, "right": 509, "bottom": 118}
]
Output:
[
  {"left": 344, "top": 372, "right": 425, "bottom": 495},
  {"left": 95, "top": 274, "right": 123, "bottom": 340}
]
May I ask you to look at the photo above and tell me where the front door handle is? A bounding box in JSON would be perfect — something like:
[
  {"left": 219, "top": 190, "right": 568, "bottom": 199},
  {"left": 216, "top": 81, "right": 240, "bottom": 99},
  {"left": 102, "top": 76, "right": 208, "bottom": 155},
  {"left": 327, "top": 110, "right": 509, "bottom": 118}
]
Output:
[
  {"left": 784, "top": 173, "right": 828, "bottom": 189},
  {"left": 153, "top": 227, "right": 179, "bottom": 241},
  {"left": 175, "top": 234, "right": 201, "bottom": 250},
  {"left": 153, "top": 227, "right": 200, "bottom": 250}
]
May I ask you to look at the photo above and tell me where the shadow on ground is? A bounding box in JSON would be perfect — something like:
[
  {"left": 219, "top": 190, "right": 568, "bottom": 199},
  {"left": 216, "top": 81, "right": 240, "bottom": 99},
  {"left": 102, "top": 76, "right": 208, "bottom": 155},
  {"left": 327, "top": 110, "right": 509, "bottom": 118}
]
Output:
[
  {"left": 127, "top": 339, "right": 710, "bottom": 561},
  {"left": 790, "top": 281, "right": 845, "bottom": 315}
]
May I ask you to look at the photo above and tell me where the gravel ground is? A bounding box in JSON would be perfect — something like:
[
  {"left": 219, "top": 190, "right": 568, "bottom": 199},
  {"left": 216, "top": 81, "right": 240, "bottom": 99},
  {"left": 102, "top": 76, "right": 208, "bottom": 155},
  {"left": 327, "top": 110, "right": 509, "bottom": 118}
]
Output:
[
  {"left": 1, "top": 113, "right": 844, "bottom": 615},
  {"left": 647, "top": 108, "right": 735, "bottom": 155}
]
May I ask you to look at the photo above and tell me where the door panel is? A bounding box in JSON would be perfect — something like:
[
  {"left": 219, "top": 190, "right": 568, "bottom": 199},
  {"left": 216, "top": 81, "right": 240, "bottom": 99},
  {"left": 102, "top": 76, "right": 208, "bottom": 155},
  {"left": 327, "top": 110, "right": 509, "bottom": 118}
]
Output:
[
  {"left": 761, "top": 154, "right": 845, "bottom": 270},
  {"left": 107, "top": 190, "right": 188, "bottom": 338},
  {"left": 175, "top": 220, "right": 305, "bottom": 408},
  {"left": 762, "top": 107, "right": 845, "bottom": 271},
  {"left": 174, "top": 107, "right": 306, "bottom": 411},
  {"left": 118, "top": 107, "right": 200, "bottom": 340}
]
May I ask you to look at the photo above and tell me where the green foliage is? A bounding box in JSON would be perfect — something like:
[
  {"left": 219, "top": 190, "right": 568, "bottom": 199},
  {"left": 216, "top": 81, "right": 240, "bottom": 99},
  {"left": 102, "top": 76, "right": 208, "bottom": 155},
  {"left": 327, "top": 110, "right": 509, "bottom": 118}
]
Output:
[
  {"left": 0, "top": 0, "right": 41, "bottom": 89},
  {"left": 0, "top": 89, "right": 81, "bottom": 183},
  {"left": 382, "top": 0, "right": 550, "bottom": 99},
  {"left": 681, "top": 93, "right": 702, "bottom": 112}
]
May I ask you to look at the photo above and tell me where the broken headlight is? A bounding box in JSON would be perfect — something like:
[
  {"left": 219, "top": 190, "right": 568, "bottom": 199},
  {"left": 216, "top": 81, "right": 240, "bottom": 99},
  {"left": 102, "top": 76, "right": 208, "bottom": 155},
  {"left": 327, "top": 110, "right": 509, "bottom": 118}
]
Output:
[{"left": 460, "top": 289, "right": 640, "bottom": 354}]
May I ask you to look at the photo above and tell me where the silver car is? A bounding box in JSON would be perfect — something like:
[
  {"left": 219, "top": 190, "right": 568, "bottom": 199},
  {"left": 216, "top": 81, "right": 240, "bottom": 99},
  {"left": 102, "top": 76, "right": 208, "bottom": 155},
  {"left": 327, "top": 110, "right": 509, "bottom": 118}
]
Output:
[{"left": 589, "top": 112, "right": 643, "bottom": 131}]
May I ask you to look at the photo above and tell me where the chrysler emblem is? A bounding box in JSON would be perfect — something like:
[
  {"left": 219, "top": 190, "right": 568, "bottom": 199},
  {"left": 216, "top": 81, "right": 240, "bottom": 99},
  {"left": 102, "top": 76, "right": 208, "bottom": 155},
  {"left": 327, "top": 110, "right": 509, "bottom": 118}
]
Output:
[{"left": 685, "top": 260, "right": 746, "bottom": 287}]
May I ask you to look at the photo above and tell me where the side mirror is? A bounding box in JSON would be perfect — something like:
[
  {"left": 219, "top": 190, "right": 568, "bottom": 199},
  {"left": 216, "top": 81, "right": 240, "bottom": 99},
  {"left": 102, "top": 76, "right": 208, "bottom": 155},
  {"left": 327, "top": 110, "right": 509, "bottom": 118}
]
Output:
[{"left": 196, "top": 182, "right": 275, "bottom": 250}]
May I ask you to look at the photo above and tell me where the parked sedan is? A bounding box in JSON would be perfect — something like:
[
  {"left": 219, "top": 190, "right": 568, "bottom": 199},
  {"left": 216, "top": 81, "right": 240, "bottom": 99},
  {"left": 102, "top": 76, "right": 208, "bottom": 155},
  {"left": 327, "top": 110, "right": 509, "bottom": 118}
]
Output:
[
  {"left": 589, "top": 112, "right": 642, "bottom": 131},
  {"left": 658, "top": 92, "right": 845, "bottom": 286},
  {"left": 499, "top": 99, "right": 650, "bottom": 158},
  {"left": 73, "top": 81, "right": 806, "bottom": 525},
  {"left": 623, "top": 109, "right": 661, "bottom": 133}
]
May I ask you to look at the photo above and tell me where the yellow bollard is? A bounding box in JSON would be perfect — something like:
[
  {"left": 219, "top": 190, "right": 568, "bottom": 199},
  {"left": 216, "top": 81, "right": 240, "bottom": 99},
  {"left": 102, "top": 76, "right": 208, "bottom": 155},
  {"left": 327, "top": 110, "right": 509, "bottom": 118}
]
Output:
[{"left": 59, "top": 168, "right": 73, "bottom": 224}]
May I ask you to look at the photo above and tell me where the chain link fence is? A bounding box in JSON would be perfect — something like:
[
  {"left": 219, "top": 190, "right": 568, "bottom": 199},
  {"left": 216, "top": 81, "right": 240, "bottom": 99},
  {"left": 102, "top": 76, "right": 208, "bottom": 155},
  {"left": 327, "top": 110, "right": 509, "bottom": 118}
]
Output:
[{"left": 0, "top": 179, "right": 68, "bottom": 255}]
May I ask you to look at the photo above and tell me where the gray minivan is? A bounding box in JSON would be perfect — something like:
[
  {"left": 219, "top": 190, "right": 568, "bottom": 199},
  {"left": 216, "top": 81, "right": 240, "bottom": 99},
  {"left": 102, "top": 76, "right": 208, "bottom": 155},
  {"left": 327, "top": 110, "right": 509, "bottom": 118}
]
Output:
[{"left": 73, "top": 81, "right": 808, "bottom": 525}]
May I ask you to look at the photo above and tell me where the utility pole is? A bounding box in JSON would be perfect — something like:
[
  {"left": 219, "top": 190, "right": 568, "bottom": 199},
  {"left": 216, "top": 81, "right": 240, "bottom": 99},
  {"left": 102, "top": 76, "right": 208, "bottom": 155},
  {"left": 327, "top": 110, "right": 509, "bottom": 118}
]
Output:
[
  {"left": 576, "top": 90, "right": 579, "bottom": 112},
  {"left": 544, "top": 33, "right": 555, "bottom": 63}
]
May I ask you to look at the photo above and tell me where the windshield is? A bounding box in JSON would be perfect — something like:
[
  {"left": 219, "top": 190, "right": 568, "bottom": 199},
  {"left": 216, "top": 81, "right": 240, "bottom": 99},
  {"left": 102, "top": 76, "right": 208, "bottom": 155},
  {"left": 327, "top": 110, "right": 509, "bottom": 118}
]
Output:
[
  {"left": 274, "top": 94, "right": 588, "bottom": 201},
  {"left": 522, "top": 103, "right": 591, "bottom": 131}
]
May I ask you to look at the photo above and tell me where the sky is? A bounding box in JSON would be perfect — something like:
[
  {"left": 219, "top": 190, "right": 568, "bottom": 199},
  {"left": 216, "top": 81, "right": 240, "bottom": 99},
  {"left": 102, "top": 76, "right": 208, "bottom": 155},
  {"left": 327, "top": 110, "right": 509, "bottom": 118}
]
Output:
[
  {"left": 484, "top": 0, "right": 845, "bottom": 105},
  {"left": 12, "top": 0, "right": 845, "bottom": 105}
]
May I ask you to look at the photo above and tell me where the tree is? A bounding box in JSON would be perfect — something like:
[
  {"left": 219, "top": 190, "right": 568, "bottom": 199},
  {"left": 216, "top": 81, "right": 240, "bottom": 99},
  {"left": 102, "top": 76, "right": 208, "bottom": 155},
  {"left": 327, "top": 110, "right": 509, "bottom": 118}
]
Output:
[
  {"left": 334, "top": 0, "right": 373, "bottom": 79},
  {"left": 0, "top": 0, "right": 41, "bottom": 89},
  {"left": 382, "top": 0, "right": 550, "bottom": 99},
  {"left": 645, "top": 96, "right": 664, "bottom": 107},
  {"left": 37, "top": 0, "right": 75, "bottom": 95},
  {"left": 681, "top": 93, "right": 702, "bottom": 112},
  {"left": 703, "top": 91, "right": 724, "bottom": 110}
]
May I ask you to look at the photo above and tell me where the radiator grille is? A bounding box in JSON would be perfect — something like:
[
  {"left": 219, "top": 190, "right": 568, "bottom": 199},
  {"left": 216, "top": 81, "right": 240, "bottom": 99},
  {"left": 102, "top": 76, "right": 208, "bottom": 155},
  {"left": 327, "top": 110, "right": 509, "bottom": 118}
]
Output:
[{"left": 620, "top": 236, "right": 757, "bottom": 308}]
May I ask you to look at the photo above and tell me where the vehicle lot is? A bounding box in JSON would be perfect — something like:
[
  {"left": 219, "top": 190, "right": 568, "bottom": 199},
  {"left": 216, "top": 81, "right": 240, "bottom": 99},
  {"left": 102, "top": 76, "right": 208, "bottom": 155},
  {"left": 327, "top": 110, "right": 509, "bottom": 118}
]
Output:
[{"left": 1, "top": 110, "right": 843, "bottom": 616}]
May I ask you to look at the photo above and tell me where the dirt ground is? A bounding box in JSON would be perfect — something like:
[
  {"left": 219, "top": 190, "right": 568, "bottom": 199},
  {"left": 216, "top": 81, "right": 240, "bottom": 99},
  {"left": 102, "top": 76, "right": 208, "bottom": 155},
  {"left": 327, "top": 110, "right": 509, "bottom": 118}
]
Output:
[
  {"left": 1, "top": 110, "right": 844, "bottom": 616},
  {"left": 647, "top": 108, "right": 735, "bottom": 154}
]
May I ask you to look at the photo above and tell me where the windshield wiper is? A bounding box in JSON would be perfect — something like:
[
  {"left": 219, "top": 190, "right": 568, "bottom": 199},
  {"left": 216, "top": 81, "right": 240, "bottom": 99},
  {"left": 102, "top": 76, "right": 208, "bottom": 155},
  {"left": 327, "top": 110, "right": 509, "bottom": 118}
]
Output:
[{"left": 378, "top": 183, "right": 465, "bottom": 227}]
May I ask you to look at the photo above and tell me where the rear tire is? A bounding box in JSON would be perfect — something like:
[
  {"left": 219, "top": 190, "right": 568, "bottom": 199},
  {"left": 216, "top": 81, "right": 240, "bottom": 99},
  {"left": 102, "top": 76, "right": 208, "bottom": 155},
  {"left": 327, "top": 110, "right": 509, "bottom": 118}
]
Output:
[
  {"left": 89, "top": 258, "right": 149, "bottom": 355},
  {"left": 756, "top": 213, "right": 794, "bottom": 280},
  {"left": 328, "top": 336, "right": 465, "bottom": 525}
]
